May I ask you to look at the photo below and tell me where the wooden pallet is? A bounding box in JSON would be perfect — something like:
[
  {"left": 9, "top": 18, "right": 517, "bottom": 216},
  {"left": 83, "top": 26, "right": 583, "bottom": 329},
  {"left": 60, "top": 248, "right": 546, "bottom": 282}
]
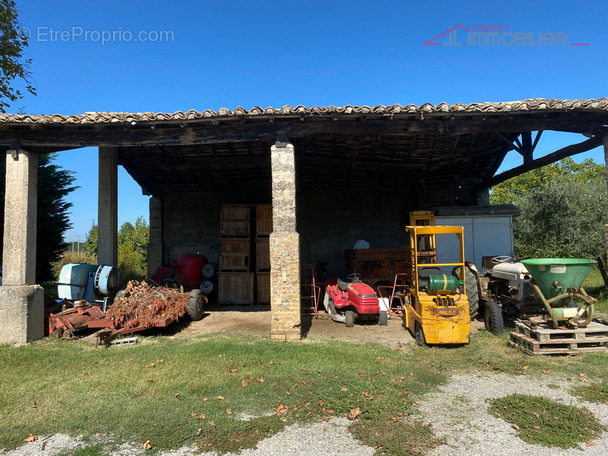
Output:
[{"left": 509, "top": 320, "right": 608, "bottom": 355}]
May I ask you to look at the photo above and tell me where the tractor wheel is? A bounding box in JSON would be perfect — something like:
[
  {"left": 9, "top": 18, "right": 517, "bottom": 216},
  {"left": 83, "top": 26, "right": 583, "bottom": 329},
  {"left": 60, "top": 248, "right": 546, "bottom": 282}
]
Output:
[
  {"left": 187, "top": 289, "right": 205, "bottom": 321},
  {"left": 464, "top": 265, "right": 480, "bottom": 318},
  {"left": 415, "top": 322, "right": 426, "bottom": 346},
  {"left": 484, "top": 301, "right": 504, "bottom": 335},
  {"left": 345, "top": 310, "right": 356, "bottom": 328},
  {"left": 379, "top": 311, "right": 388, "bottom": 326}
]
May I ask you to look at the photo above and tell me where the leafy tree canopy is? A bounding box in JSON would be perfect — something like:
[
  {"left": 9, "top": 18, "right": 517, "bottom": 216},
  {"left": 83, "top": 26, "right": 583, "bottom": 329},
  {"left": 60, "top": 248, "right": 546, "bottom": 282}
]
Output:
[
  {"left": 490, "top": 157, "right": 606, "bottom": 205},
  {"left": 0, "top": 0, "right": 36, "bottom": 112},
  {"left": 490, "top": 157, "right": 607, "bottom": 259}
]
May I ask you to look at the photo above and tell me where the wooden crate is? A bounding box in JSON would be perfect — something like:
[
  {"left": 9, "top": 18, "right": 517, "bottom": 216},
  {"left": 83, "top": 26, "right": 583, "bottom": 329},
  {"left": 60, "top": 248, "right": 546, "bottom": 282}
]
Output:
[
  {"left": 344, "top": 248, "right": 413, "bottom": 283},
  {"left": 219, "top": 253, "right": 250, "bottom": 271},
  {"left": 509, "top": 320, "right": 608, "bottom": 355},
  {"left": 220, "top": 204, "right": 251, "bottom": 236},
  {"left": 257, "top": 272, "right": 270, "bottom": 304},
  {"left": 218, "top": 272, "right": 254, "bottom": 304},
  {"left": 256, "top": 204, "right": 272, "bottom": 236},
  {"left": 221, "top": 204, "right": 251, "bottom": 221},
  {"left": 220, "top": 238, "right": 250, "bottom": 254},
  {"left": 256, "top": 237, "right": 270, "bottom": 270}
]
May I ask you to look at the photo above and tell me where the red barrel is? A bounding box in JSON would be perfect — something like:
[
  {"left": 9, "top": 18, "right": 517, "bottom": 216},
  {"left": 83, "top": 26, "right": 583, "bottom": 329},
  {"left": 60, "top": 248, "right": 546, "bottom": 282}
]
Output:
[{"left": 175, "top": 253, "right": 208, "bottom": 290}]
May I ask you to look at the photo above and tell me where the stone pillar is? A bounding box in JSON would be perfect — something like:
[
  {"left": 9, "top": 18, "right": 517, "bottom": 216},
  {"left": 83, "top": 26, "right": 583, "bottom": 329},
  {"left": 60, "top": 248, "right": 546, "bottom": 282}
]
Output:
[
  {"left": 0, "top": 148, "right": 44, "bottom": 345},
  {"left": 147, "top": 197, "right": 163, "bottom": 278},
  {"left": 269, "top": 139, "right": 301, "bottom": 340},
  {"left": 98, "top": 147, "right": 118, "bottom": 265}
]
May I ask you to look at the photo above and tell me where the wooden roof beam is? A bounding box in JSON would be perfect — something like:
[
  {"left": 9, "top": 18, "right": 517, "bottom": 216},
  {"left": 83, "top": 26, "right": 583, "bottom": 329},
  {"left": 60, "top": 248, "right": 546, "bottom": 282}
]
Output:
[{"left": 485, "top": 132, "right": 607, "bottom": 188}]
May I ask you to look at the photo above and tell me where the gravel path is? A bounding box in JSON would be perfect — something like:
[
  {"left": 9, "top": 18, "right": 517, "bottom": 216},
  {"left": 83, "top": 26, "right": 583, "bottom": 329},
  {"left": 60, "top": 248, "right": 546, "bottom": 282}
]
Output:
[
  {"left": 3, "top": 371, "right": 607, "bottom": 456},
  {"left": 416, "top": 371, "right": 608, "bottom": 456}
]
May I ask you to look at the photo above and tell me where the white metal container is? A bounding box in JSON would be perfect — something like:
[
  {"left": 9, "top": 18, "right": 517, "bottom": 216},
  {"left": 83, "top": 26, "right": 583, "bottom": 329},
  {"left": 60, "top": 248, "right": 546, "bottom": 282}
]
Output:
[{"left": 57, "top": 263, "right": 97, "bottom": 300}]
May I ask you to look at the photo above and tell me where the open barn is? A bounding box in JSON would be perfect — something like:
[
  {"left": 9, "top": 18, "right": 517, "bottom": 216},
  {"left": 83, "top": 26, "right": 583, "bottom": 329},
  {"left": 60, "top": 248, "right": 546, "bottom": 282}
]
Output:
[{"left": 1, "top": 97, "right": 607, "bottom": 344}]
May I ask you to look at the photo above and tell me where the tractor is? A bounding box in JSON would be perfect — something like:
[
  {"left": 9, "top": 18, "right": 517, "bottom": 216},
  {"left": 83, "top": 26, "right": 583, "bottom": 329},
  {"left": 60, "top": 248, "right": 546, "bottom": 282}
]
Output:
[
  {"left": 402, "top": 225, "right": 471, "bottom": 345},
  {"left": 324, "top": 273, "right": 387, "bottom": 327},
  {"left": 464, "top": 256, "right": 597, "bottom": 334}
]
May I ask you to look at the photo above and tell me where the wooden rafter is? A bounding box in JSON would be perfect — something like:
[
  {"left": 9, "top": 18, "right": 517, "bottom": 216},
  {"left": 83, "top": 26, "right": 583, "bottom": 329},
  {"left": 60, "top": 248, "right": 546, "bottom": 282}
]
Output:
[{"left": 486, "top": 133, "right": 607, "bottom": 188}]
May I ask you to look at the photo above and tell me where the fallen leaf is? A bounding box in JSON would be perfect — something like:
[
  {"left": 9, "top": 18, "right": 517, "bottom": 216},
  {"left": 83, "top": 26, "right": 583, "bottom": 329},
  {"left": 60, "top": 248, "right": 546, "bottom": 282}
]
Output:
[
  {"left": 587, "top": 442, "right": 597, "bottom": 447},
  {"left": 341, "top": 387, "right": 348, "bottom": 392},
  {"left": 274, "top": 403, "right": 288, "bottom": 414},
  {"left": 230, "top": 368, "right": 239, "bottom": 373},
  {"left": 581, "top": 379, "right": 589, "bottom": 383},
  {"left": 242, "top": 379, "right": 251, "bottom": 388},
  {"left": 197, "top": 428, "right": 202, "bottom": 436},
  {"left": 175, "top": 393, "right": 181, "bottom": 400},
  {"left": 24, "top": 434, "right": 37, "bottom": 442},
  {"left": 217, "top": 396, "right": 225, "bottom": 400},
  {"left": 347, "top": 407, "right": 361, "bottom": 420},
  {"left": 534, "top": 425, "right": 541, "bottom": 430},
  {"left": 226, "top": 409, "right": 232, "bottom": 414},
  {"left": 580, "top": 373, "right": 586, "bottom": 377},
  {"left": 257, "top": 378, "right": 265, "bottom": 383},
  {"left": 151, "top": 387, "right": 157, "bottom": 393},
  {"left": 143, "top": 440, "right": 152, "bottom": 450},
  {"left": 512, "top": 424, "right": 520, "bottom": 430},
  {"left": 30, "top": 402, "right": 36, "bottom": 408},
  {"left": 324, "top": 408, "right": 335, "bottom": 415},
  {"left": 321, "top": 416, "right": 331, "bottom": 422},
  {"left": 203, "top": 397, "right": 208, "bottom": 402},
  {"left": 268, "top": 360, "right": 274, "bottom": 365},
  {"left": 523, "top": 365, "right": 529, "bottom": 370},
  {"left": 146, "top": 363, "right": 155, "bottom": 368},
  {"left": 542, "top": 370, "right": 552, "bottom": 374}
]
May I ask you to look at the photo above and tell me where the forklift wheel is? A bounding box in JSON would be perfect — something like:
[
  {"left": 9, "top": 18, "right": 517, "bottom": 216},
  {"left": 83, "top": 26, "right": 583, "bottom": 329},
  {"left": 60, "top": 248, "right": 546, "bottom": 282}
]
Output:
[
  {"left": 415, "top": 322, "right": 426, "bottom": 346},
  {"left": 345, "top": 310, "right": 356, "bottom": 328},
  {"left": 484, "top": 301, "right": 504, "bottom": 335},
  {"left": 187, "top": 289, "right": 205, "bottom": 321}
]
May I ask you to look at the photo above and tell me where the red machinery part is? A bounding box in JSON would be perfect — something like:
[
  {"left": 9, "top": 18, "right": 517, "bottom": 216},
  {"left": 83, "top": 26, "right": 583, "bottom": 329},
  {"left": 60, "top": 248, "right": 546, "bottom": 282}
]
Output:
[{"left": 175, "top": 253, "right": 208, "bottom": 290}]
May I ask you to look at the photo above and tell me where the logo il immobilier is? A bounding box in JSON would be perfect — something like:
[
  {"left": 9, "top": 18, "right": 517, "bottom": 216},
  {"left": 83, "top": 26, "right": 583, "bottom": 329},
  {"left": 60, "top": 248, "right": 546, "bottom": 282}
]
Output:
[{"left": 423, "top": 24, "right": 589, "bottom": 46}]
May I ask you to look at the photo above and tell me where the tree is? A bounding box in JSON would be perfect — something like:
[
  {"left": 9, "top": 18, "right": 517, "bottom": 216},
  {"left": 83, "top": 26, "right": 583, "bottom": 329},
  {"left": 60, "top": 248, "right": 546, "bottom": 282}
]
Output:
[
  {"left": 0, "top": 0, "right": 36, "bottom": 112},
  {"left": 490, "top": 158, "right": 608, "bottom": 259},
  {"left": 0, "top": 153, "right": 77, "bottom": 282},
  {"left": 84, "top": 217, "right": 150, "bottom": 282},
  {"left": 490, "top": 157, "right": 605, "bottom": 205}
]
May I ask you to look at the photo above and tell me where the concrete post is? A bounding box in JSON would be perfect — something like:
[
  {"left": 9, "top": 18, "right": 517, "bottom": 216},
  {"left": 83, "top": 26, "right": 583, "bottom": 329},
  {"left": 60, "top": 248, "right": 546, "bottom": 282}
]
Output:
[
  {"left": 98, "top": 147, "right": 118, "bottom": 265},
  {"left": 0, "top": 148, "right": 44, "bottom": 345},
  {"left": 269, "top": 140, "right": 301, "bottom": 340},
  {"left": 147, "top": 197, "right": 163, "bottom": 278}
]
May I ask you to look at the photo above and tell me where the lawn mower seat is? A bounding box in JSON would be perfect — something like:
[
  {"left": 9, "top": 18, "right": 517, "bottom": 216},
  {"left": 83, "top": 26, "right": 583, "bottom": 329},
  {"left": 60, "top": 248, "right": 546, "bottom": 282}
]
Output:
[{"left": 337, "top": 278, "right": 350, "bottom": 292}]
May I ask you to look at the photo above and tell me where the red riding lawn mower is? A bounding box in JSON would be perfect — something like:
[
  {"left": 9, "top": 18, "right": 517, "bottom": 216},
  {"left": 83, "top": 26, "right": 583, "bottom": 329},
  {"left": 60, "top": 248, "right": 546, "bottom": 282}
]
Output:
[{"left": 323, "top": 273, "right": 388, "bottom": 327}]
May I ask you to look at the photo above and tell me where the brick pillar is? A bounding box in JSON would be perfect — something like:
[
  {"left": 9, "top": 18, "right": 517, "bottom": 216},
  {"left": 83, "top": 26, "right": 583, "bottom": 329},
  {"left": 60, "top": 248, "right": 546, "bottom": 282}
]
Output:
[
  {"left": 147, "top": 197, "right": 163, "bottom": 277},
  {"left": 270, "top": 140, "right": 301, "bottom": 340},
  {"left": 98, "top": 147, "right": 118, "bottom": 265},
  {"left": 0, "top": 148, "right": 44, "bottom": 345}
]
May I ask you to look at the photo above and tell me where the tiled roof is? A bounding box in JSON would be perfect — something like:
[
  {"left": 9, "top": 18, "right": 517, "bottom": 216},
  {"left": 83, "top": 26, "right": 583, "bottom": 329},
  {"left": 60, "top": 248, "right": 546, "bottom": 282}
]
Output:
[{"left": 1, "top": 97, "right": 607, "bottom": 125}]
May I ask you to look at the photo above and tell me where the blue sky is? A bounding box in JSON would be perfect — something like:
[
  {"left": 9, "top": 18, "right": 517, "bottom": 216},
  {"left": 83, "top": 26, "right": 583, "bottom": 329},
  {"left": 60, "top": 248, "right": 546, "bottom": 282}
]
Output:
[{"left": 11, "top": 0, "right": 608, "bottom": 242}]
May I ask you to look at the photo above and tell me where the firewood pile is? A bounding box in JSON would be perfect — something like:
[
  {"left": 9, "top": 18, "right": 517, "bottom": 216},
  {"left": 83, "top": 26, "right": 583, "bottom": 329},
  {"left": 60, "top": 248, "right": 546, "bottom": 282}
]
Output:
[{"left": 105, "top": 281, "right": 190, "bottom": 330}]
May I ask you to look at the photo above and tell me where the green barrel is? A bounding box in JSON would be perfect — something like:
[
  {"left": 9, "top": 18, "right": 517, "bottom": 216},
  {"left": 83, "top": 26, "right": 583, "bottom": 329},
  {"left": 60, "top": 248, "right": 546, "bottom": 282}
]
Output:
[
  {"left": 427, "top": 274, "right": 459, "bottom": 293},
  {"left": 521, "top": 258, "right": 596, "bottom": 303}
]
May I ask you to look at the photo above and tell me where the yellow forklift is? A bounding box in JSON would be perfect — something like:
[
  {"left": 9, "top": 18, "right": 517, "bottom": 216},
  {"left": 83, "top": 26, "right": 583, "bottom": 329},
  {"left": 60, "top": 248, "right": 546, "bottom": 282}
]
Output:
[{"left": 403, "top": 225, "right": 471, "bottom": 345}]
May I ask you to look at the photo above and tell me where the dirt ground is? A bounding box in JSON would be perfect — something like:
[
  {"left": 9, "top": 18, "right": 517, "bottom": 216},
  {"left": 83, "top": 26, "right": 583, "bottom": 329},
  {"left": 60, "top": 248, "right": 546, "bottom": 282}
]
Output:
[{"left": 174, "top": 304, "right": 484, "bottom": 349}]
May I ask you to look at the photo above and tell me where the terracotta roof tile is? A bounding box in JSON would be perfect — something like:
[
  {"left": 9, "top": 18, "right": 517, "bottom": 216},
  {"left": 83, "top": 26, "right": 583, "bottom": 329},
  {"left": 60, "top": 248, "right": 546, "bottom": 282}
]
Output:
[{"left": 1, "top": 98, "right": 607, "bottom": 125}]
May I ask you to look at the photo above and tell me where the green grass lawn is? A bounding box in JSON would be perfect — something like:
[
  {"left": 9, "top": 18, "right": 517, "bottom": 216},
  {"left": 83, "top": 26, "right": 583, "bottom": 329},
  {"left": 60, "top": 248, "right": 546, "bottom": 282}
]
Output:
[
  {"left": 1, "top": 271, "right": 607, "bottom": 455},
  {"left": 2, "top": 327, "right": 608, "bottom": 455}
]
